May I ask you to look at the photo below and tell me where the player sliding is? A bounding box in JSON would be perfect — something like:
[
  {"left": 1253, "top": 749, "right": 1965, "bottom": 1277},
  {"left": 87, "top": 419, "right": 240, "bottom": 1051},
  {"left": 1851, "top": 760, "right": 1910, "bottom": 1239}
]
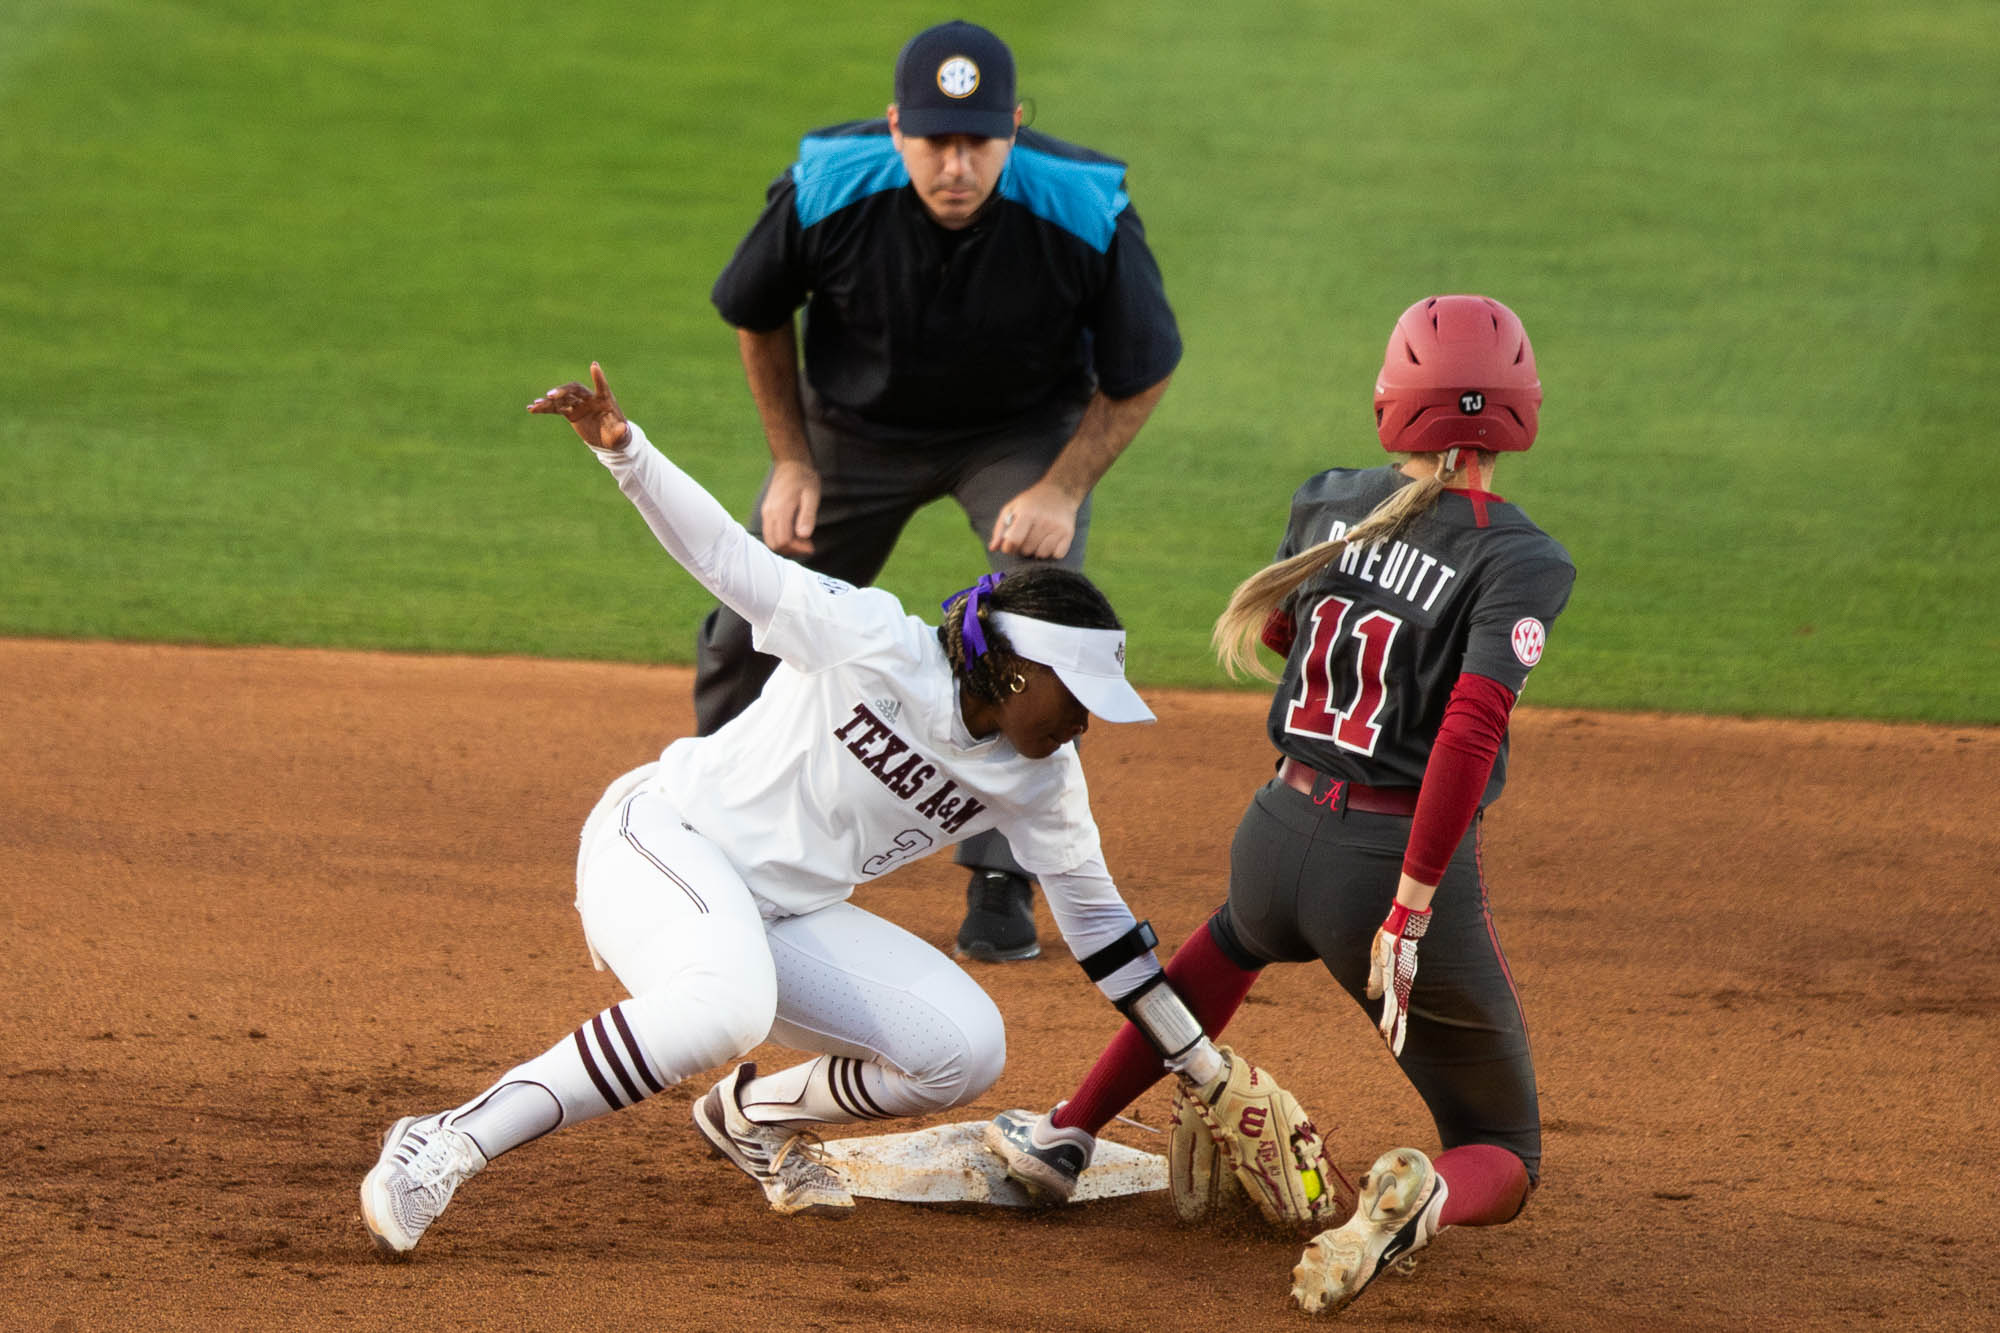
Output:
[
  {"left": 357, "top": 363, "right": 1288, "bottom": 1258},
  {"left": 986, "top": 296, "right": 1575, "bottom": 1315}
]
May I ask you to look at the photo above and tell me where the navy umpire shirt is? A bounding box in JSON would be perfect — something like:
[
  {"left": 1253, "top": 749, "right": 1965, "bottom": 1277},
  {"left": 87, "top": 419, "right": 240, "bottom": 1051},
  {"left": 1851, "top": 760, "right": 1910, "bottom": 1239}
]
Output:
[{"left": 712, "top": 121, "right": 1183, "bottom": 446}]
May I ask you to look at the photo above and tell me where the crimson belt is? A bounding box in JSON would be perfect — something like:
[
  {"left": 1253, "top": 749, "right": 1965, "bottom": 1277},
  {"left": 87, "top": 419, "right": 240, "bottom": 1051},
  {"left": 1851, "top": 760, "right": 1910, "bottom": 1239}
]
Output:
[{"left": 1277, "top": 757, "right": 1420, "bottom": 816}]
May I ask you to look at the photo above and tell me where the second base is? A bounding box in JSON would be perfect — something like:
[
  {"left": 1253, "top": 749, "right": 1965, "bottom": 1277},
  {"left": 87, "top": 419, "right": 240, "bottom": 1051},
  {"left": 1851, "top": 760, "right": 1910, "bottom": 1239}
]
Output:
[{"left": 820, "top": 1120, "right": 1165, "bottom": 1207}]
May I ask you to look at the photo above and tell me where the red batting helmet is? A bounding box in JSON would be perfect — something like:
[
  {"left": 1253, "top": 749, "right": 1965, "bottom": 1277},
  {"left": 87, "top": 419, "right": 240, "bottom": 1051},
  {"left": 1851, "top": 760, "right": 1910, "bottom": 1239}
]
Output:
[{"left": 1373, "top": 295, "right": 1541, "bottom": 454}]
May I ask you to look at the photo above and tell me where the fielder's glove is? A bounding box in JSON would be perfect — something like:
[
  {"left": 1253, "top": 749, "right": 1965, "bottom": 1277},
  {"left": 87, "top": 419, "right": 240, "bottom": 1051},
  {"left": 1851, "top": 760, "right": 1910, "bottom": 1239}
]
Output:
[
  {"left": 1167, "top": 1076, "right": 1246, "bottom": 1223},
  {"left": 1368, "top": 902, "right": 1431, "bottom": 1056},
  {"left": 1177, "top": 1047, "right": 1348, "bottom": 1229}
]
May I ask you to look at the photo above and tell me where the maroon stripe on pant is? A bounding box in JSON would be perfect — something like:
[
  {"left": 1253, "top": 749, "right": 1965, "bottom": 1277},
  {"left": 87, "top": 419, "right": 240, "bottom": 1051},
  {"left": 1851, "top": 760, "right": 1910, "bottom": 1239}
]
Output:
[
  {"left": 619, "top": 795, "right": 708, "bottom": 912},
  {"left": 1474, "top": 827, "right": 1531, "bottom": 1042}
]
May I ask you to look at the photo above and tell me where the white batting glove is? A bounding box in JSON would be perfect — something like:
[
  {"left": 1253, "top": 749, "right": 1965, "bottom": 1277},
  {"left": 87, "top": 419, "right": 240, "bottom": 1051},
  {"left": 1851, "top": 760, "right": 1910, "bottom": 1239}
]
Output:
[{"left": 1366, "top": 902, "right": 1431, "bottom": 1056}]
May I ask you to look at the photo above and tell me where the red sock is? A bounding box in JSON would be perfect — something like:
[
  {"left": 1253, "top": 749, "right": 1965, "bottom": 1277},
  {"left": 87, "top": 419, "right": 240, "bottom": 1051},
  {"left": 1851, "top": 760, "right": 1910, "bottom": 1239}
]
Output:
[
  {"left": 1434, "top": 1144, "right": 1532, "bottom": 1226},
  {"left": 1051, "top": 917, "right": 1260, "bottom": 1134}
]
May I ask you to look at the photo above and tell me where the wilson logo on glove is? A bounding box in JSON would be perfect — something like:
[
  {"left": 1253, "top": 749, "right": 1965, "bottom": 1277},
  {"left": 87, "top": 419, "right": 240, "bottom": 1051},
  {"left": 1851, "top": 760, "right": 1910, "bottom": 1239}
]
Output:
[{"left": 1173, "top": 1047, "right": 1353, "bottom": 1230}]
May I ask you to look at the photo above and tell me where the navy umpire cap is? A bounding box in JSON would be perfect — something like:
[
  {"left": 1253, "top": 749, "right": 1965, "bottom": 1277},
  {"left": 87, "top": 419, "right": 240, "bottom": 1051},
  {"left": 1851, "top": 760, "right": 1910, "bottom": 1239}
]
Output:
[{"left": 893, "top": 20, "right": 1017, "bottom": 139}]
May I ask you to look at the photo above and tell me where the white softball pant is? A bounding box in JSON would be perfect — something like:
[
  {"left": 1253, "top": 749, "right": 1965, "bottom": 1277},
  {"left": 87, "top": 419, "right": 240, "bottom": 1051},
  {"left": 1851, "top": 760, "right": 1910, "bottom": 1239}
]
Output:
[{"left": 572, "top": 765, "right": 1006, "bottom": 1120}]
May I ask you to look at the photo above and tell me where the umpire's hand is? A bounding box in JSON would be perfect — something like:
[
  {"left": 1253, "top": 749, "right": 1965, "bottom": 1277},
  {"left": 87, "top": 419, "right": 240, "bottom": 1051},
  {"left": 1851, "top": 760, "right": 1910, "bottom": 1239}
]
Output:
[
  {"left": 760, "top": 460, "right": 821, "bottom": 558},
  {"left": 528, "top": 362, "right": 631, "bottom": 453},
  {"left": 990, "top": 480, "right": 1080, "bottom": 560}
]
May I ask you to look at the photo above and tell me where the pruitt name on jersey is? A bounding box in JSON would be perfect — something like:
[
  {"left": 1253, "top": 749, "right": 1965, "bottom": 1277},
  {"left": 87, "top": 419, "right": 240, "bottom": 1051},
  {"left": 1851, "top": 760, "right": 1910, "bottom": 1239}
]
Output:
[{"left": 1315, "top": 519, "right": 1462, "bottom": 615}]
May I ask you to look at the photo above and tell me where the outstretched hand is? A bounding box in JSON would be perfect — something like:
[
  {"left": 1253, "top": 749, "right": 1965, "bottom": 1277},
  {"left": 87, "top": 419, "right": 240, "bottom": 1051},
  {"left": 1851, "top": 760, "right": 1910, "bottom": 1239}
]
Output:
[{"left": 528, "top": 362, "right": 631, "bottom": 452}]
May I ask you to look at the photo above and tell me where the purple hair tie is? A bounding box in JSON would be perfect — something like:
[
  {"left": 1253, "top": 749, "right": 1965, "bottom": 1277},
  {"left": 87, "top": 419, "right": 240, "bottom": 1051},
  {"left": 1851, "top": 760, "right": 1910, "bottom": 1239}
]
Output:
[{"left": 944, "top": 571, "right": 1007, "bottom": 658}]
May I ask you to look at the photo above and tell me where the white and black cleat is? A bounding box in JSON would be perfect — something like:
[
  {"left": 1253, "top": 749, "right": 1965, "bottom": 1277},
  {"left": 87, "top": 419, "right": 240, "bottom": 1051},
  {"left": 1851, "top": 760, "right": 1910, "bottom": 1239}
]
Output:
[
  {"left": 1291, "top": 1147, "right": 1447, "bottom": 1314},
  {"left": 693, "top": 1063, "right": 853, "bottom": 1218}
]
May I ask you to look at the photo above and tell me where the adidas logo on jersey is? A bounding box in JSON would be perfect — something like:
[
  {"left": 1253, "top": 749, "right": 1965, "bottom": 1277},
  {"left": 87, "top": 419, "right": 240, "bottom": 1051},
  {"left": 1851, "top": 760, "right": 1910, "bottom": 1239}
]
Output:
[{"left": 873, "top": 698, "right": 902, "bottom": 723}]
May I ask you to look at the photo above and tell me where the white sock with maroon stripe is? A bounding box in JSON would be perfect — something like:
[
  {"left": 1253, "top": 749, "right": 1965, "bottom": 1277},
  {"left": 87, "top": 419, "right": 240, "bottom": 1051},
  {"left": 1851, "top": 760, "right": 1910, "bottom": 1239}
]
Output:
[
  {"left": 444, "top": 1002, "right": 669, "bottom": 1160},
  {"left": 736, "top": 1055, "right": 902, "bottom": 1128}
]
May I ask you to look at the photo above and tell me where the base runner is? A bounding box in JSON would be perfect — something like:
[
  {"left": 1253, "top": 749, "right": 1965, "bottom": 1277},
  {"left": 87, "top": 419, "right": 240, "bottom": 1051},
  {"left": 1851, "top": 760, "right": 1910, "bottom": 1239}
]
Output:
[{"left": 987, "top": 296, "right": 1576, "bottom": 1315}]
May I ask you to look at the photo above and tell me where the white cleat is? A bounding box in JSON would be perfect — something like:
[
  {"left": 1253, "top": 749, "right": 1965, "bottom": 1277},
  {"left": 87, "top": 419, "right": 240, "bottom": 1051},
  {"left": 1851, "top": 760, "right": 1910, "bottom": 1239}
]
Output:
[
  {"left": 359, "top": 1113, "right": 488, "bottom": 1260},
  {"left": 1291, "top": 1147, "right": 1447, "bottom": 1315},
  {"left": 692, "top": 1064, "right": 854, "bottom": 1218}
]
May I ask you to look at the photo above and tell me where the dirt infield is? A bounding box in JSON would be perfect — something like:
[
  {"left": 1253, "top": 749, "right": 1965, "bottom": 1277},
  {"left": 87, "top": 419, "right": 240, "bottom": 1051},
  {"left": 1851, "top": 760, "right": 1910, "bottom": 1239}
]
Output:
[{"left": 4, "top": 637, "right": 1996, "bottom": 1331}]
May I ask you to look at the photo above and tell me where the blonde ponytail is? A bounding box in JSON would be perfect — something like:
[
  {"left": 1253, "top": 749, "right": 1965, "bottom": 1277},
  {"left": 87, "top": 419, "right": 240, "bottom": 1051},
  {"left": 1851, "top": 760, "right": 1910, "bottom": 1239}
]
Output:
[{"left": 1212, "top": 452, "right": 1477, "bottom": 681}]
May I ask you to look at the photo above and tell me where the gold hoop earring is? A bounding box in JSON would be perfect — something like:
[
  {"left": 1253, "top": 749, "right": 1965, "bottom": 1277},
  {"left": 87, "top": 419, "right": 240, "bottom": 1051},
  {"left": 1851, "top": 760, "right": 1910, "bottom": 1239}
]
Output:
[{"left": 1007, "top": 673, "right": 1027, "bottom": 694}]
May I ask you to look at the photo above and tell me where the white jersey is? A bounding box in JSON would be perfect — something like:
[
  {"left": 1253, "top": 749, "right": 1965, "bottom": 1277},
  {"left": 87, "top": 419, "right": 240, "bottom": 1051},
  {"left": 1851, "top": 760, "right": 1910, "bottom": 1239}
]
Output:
[{"left": 596, "top": 425, "right": 1156, "bottom": 1000}]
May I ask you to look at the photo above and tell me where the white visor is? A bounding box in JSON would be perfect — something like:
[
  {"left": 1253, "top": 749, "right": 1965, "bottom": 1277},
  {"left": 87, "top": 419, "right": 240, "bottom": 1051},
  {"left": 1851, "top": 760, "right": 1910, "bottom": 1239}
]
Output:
[{"left": 989, "top": 611, "right": 1155, "bottom": 724}]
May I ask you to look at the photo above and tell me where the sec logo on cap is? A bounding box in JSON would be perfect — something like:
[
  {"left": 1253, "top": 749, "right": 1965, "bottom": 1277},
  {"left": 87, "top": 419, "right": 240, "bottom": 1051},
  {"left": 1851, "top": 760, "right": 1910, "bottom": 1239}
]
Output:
[
  {"left": 937, "top": 56, "right": 980, "bottom": 97},
  {"left": 1510, "top": 618, "right": 1546, "bottom": 667}
]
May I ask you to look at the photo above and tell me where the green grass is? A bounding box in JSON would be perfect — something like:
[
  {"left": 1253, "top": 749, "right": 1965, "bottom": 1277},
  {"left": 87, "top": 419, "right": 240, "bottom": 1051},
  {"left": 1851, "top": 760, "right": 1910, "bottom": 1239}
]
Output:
[{"left": 3, "top": 1, "right": 1996, "bottom": 722}]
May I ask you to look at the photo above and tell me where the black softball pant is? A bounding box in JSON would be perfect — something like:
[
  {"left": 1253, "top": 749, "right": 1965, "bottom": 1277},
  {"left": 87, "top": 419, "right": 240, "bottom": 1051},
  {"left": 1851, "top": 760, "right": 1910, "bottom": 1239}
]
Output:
[{"left": 1216, "top": 775, "right": 1542, "bottom": 1182}]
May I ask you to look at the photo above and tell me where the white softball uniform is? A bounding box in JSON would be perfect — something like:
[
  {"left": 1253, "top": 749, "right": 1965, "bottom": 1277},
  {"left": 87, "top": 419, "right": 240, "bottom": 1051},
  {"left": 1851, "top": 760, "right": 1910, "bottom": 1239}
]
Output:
[{"left": 566, "top": 423, "right": 1158, "bottom": 1122}]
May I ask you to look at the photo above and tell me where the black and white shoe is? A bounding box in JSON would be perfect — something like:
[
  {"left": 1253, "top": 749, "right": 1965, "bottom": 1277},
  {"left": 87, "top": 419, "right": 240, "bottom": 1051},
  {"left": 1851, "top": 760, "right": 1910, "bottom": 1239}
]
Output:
[
  {"left": 985, "top": 1105, "right": 1094, "bottom": 1203},
  {"left": 955, "top": 870, "right": 1040, "bottom": 962},
  {"left": 359, "top": 1112, "right": 488, "bottom": 1260},
  {"left": 1290, "top": 1147, "right": 1448, "bottom": 1314},
  {"left": 693, "top": 1063, "right": 854, "bottom": 1218}
]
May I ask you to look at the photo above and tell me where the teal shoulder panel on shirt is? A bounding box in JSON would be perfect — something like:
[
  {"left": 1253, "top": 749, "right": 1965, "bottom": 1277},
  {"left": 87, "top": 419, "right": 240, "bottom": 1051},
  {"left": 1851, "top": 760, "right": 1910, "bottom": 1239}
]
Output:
[
  {"left": 998, "top": 142, "right": 1129, "bottom": 253},
  {"left": 791, "top": 129, "right": 910, "bottom": 229}
]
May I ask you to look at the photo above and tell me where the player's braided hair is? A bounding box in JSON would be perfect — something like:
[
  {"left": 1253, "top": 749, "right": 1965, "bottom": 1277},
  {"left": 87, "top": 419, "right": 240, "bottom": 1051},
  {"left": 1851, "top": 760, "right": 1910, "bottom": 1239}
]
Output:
[
  {"left": 1212, "top": 449, "right": 1488, "bottom": 681},
  {"left": 938, "top": 567, "right": 1122, "bottom": 704}
]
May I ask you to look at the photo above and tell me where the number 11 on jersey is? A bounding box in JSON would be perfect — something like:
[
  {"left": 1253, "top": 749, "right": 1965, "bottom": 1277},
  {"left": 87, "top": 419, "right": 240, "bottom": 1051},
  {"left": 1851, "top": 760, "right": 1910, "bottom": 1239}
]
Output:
[{"left": 1284, "top": 595, "right": 1403, "bottom": 756}]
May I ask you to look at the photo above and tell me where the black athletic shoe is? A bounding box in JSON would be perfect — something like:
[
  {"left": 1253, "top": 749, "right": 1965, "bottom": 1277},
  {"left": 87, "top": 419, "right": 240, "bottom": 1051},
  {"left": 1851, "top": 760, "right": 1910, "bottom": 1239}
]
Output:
[
  {"left": 954, "top": 870, "right": 1039, "bottom": 962},
  {"left": 985, "top": 1106, "right": 1093, "bottom": 1202}
]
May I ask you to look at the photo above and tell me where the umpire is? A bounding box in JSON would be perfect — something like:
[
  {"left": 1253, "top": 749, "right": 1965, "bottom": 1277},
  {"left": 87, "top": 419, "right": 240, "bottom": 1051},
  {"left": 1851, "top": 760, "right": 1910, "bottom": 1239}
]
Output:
[{"left": 703, "top": 19, "right": 1182, "bottom": 962}]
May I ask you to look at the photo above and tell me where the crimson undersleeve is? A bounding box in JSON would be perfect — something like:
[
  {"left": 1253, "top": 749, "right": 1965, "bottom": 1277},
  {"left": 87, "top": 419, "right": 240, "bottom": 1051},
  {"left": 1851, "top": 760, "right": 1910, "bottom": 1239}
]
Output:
[{"left": 1403, "top": 671, "right": 1516, "bottom": 884}]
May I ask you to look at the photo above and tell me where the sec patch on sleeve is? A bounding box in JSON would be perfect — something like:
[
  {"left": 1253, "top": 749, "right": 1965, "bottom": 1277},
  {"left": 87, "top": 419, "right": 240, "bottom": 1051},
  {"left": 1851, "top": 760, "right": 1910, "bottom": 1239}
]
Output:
[{"left": 1510, "top": 618, "right": 1547, "bottom": 666}]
